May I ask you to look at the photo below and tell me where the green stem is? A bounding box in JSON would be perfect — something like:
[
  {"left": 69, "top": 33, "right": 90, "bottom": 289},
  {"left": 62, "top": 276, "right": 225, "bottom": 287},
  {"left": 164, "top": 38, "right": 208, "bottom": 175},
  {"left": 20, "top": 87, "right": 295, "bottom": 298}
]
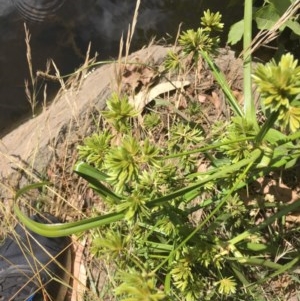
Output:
[
  {"left": 14, "top": 205, "right": 125, "bottom": 237},
  {"left": 255, "top": 111, "right": 279, "bottom": 144},
  {"left": 255, "top": 255, "right": 300, "bottom": 285},
  {"left": 229, "top": 199, "right": 300, "bottom": 246},
  {"left": 201, "top": 50, "right": 243, "bottom": 117},
  {"left": 243, "top": 0, "right": 256, "bottom": 124},
  {"left": 162, "top": 136, "right": 255, "bottom": 159},
  {"left": 149, "top": 148, "right": 261, "bottom": 207},
  {"left": 232, "top": 257, "right": 284, "bottom": 270},
  {"left": 153, "top": 157, "right": 255, "bottom": 273},
  {"left": 231, "top": 263, "right": 251, "bottom": 287},
  {"left": 14, "top": 149, "right": 262, "bottom": 237}
]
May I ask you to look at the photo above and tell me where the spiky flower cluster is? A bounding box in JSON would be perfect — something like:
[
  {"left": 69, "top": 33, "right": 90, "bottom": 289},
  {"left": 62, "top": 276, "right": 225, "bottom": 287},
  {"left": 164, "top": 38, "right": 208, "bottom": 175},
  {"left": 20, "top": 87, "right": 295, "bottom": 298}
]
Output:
[
  {"left": 165, "top": 9, "right": 224, "bottom": 70},
  {"left": 253, "top": 53, "right": 300, "bottom": 132}
]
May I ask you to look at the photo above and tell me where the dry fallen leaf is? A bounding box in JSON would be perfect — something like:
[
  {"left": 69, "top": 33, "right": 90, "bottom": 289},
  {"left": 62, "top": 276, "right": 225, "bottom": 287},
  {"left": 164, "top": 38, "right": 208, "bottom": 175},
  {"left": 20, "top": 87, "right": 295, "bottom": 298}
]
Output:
[
  {"left": 211, "top": 91, "right": 222, "bottom": 112},
  {"left": 129, "top": 81, "right": 190, "bottom": 111},
  {"left": 121, "top": 61, "right": 156, "bottom": 93},
  {"left": 198, "top": 94, "right": 206, "bottom": 103}
]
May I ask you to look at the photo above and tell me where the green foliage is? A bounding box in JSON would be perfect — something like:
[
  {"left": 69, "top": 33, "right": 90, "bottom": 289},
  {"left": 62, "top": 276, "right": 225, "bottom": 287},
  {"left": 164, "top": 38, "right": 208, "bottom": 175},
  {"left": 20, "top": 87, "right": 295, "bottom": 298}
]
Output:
[
  {"left": 91, "top": 229, "right": 126, "bottom": 260},
  {"left": 168, "top": 123, "right": 203, "bottom": 152},
  {"left": 14, "top": 6, "right": 300, "bottom": 301},
  {"left": 47, "top": 67, "right": 300, "bottom": 300},
  {"left": 253, "top": 53, "right": 300, "bottom": 132},
  {"left": 220, "top": 117, "right": 257, "bottom": 163},
  {"left": 164, "top": 50, "right": 182, "bottom": 71},
  {"left": 77, "top": 130, "right": 112, "bottom": 167},
  {"left": 165, "top": 9, "right": 223, "bottom": 70},
  {"left": 178, "top": 28, "right": 219, "bottom": 58},
  {"left": 143, "top": 112, "right": 161, "bottom": 130},
  {"left": 227, "top": 20, "right": 244, "bottom": 45},
  {"left": 117, "top": 191, "right": 151, "bottom": 221},
  {"left": 115, "top": 270, "right": 166, "bottom": 301},
  {"left": 215, "top": 277, "right": 237, "bottom": 296},
  {"left": 101, "top": 92, "right": 139, "bottom": 132},
  {"left": 104, "top": 136, "right": 160, "bottom": 194},
  {"left": 254, "top": 0, "right": 299, "bottom": 32},
  {"left": 104, "top": 136, "right": 141, "bottom": 192},
  {"left": 200, "top": 9, "right": 224, "bottom": 32},
  {"left": 228, "top": 0, "right": 300, "bottom": 47}
]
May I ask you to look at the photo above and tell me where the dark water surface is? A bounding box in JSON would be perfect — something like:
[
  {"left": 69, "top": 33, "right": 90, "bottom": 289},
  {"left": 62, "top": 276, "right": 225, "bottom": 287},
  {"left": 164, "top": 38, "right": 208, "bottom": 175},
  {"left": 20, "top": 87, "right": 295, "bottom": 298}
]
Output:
[{"left": 0, "top": 0, "right": 243, "bottom": 136}]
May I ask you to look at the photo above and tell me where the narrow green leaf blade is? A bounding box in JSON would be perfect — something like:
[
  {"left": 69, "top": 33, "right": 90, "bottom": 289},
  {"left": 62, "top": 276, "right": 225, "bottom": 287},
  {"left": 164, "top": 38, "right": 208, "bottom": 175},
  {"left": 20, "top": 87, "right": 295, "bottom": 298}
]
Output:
[{"left": 74, "top": 161, "right": 122, "bottom": 202}]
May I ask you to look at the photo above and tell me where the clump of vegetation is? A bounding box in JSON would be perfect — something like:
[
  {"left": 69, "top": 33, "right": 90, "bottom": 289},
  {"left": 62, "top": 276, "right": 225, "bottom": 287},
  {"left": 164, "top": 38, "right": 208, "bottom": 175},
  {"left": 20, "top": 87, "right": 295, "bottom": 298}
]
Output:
[
  {"left": 253, "top": 53, "right": 300, "bottom": 132},
  {"left": 165, "top": 9, "right": 223, "bottom": 71},
  {"left": 14, "top": 2, "right": 300, "bottom": 301}
]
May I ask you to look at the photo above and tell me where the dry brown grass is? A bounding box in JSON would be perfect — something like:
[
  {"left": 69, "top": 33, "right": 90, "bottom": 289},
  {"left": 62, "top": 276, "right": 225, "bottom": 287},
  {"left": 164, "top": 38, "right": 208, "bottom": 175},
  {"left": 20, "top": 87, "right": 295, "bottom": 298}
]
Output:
[
  {"left": 0, "top": 1, "right": 146, "bottom": 300},
  {"left": 240, "top": 0, "right": 300, "bottom": 58}
]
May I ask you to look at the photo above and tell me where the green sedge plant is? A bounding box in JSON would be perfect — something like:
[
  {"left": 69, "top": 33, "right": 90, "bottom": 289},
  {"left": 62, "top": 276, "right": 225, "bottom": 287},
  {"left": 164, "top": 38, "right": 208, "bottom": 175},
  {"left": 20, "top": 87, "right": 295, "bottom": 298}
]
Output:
[{"left": 14, "top": 5, "right": 300, "bottom": 301}]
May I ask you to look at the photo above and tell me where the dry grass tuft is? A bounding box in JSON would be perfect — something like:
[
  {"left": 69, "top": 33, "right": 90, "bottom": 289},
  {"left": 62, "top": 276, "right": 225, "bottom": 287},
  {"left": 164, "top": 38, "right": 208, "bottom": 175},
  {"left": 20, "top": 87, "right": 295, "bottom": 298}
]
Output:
[
  {"left": 24, "top": 22, "right": 38, "bottom": 117},
  {"left": 241, "top": 1, "right": 300, "bottom": 58}
]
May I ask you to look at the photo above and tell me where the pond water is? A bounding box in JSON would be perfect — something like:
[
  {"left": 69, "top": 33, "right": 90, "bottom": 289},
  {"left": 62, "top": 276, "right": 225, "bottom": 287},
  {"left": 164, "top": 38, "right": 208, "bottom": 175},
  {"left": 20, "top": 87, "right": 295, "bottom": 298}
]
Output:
[{"left": 0, "top": 0, "right": 243, "bottom": 136}]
